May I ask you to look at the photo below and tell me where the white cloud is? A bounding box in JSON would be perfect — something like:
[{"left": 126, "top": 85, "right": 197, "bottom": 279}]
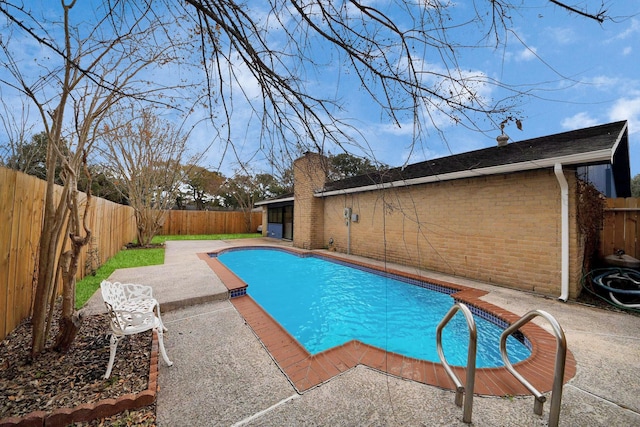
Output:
[
  {"left": 516, "top": 47, "right": 538, "bottom": 62},
  {"left": 378, "top": 121, "right": 416, "bottom": 137},
  {"left": 230, "top": 63, "right": 263, "bottom": 100},
  {"left": 622, "top": 46, "right": 633, "bottom": 56},
  {"left": 547, "top": 27, "right": 576, "bottom": 45},
  {"left": 582, "top": 75, "right": 630, "bottom": 91},
  {"left": 560, "top": 112, "right": 599, "bottom": 130},
  {"left": 613, "top": 18, "right": 640, "bottom": 41},
  {"left": 608, "top": 96, "right": 640, "bottom": 137}
]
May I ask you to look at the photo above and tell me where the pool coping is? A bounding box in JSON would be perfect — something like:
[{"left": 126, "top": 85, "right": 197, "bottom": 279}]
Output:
[{"left": 198, "top": 246, "right": 577, "bottom": 396}]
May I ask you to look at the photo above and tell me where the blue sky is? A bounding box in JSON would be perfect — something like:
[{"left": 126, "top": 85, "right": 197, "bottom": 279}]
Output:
[
  {"left": 442, "top": 1, "right": 640, "bottom": 176},
  {"left": 364, "top": 2, "right": 640, "bottom": 174},
  {"left": 193, "top": 1, "right": 640, "bottom": 178},
  {"left": 1, "top": 1, "right": 639, "bottom": 179}
]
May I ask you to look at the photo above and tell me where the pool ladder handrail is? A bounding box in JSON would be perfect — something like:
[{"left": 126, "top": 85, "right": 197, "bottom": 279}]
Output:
[
  {"left": 436, "top": 302, "right": 477, "bottom": 424},
  {"left": 499, "top": 309, "right": 567, "bottom": 427}
]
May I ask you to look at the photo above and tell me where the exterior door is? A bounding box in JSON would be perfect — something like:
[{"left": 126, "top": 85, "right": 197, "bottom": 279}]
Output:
[{"left": 283, "top": 205, "right": 293, "bottom": 240}]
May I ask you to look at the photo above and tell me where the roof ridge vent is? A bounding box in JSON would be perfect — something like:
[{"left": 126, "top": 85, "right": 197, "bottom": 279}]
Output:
[
  {"left": 497, "top": 117, "right": 522, "bottom": 146},
  {"left": 497, "top": 133, "right": 509, "bottom": 147}
]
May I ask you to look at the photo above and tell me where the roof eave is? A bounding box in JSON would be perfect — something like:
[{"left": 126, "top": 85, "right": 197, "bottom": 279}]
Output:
[
  {"left": 609, "top": 121, "right": 628, "bottom": 164},
  {"left": 314, "top": 149, "right": 613, "bottom": 197},
  {"left": 255, "top": 196, "right": 295, "bottom": 206}
]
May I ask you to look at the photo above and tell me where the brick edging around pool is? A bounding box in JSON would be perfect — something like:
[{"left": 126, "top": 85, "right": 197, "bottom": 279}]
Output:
[{"left": 203, "top": 245, "right": 577, "bottom": 396}]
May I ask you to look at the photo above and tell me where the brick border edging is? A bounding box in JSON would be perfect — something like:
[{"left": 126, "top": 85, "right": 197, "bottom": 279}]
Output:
[
  {"left": 207, "top": 245, "right": 577, "bottom": 396},
  {"left": 0, "top": 332, "right": 160, "bottom": 427}
]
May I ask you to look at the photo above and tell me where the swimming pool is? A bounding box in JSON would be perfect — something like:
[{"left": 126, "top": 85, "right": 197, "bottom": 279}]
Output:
[{"left": 217, "top": 248, "right": 530, "bottom": 368}]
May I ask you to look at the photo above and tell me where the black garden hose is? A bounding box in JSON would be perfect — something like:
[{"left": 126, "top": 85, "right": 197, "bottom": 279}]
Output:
[{"left": 581, "top": 267, "right": 640, "bottom": 313}]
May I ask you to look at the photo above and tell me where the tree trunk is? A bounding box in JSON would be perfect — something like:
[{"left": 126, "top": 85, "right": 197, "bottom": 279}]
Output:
[
  {"left": 136, "top": 208, "right": 166, "bottom": 246},
  {"left": 243, "top": 208, "right": 252, "bottom": 233},
  {"left": 30, "top": 96, "right": 71, "bottom": 358},
  {"left": 31, "top": 229, "right": 56, "bottom": 357},
  {"left": 54, "top": 312, "right": 82, "bottom": 353},
  {"left": 31, "top": 195, "right": 68, "bottom": 357},
  {"left": 54, "top": 174, "right": 92, "bottom": 353},
  {"left": 54, "top": 246, "right": 83, "bottom": 353}
]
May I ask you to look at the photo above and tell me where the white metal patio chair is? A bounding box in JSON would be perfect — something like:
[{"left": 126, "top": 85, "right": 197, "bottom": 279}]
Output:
[{"left": 100, "top": 280, "right": 173, "bottom": 379}]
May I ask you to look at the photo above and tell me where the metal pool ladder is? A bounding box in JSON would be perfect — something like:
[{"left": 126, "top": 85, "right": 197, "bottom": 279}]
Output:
[
  {"left": 437, "top": 305, "right": 568, "bottom": 427},
  {"left": 436, "top": 302, "right": 477, "bottom": 424},
  {"left": 500, "top": 309, "right": 567, "bottom": 427}
]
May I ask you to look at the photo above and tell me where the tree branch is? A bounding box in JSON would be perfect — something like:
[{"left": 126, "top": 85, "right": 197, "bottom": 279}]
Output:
[{"left": 548, "top": 0, "right": 607, "bottom": 23}]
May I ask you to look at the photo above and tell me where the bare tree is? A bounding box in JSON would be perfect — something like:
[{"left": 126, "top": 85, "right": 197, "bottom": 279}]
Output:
[
  {"left": 0, "top": 0, "right": 199, "bottom": 356},
  {"left": 182, "top": 0, "right": 611, "bottom": 170},
  {"left": 0, "top": 97, "right": 36, "bottom": 170},
  {"left": 99, "top": 107, "right": 196, "bottom": 246}
]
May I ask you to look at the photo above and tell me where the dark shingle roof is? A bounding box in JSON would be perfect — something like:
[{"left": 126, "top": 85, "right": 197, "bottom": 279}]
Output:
[
  {"left": 322, "top": 121, "right": 630, "bottom": 194},
  {"left": 254, "top": 192, "right": 294, "bottom": 207}
]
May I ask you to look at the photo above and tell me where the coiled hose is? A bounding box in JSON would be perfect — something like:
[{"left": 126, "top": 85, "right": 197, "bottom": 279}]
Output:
[{"left": 581, "top": 267, "right": 640, "bottom": 313}]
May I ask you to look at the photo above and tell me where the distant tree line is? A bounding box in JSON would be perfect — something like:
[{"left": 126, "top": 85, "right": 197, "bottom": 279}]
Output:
[
  {"left": 1, "top": 131, "right": 389, "bottom": 210},
  {"left": 632, "top": 174, "right": 640, "bottom": 198}
]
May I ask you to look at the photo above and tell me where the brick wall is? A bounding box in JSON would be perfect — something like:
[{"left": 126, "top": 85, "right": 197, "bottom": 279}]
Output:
[
  {"left": 261, "top": 207, "right": 268, "bottom": 236},
  {"left": 322, "top": 168, "right": 583, "bottom": 298}
]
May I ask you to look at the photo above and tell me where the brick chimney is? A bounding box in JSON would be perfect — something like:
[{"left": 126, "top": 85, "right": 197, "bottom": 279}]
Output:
[{"left": 293, "top": 152, "right": 328, "bottom": 249}]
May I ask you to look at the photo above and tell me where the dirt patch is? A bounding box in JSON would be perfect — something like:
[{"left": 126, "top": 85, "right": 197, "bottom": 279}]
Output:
[
  {"left": 0, "top": 310, "right": 155, "bottom": 425},
  {"left": 124, "top": 242, "right": 165, "bottom": 250}
]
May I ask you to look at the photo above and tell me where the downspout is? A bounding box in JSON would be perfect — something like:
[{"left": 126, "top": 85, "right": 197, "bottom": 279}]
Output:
[
  {"left": 554, "top": 163, "right": 569, "bottom": 302},
  {"left": 344, "top": 207, "right": 352, "bottom": 255},
  {"left": 347, "top": 219, "right": 351, "bottom": 255},
  {"left": 346, "top": 213, "right": 351, "bottom": 255}
]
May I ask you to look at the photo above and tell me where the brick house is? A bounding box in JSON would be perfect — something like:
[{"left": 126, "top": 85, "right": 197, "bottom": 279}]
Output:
[{"left": 257, "top": 121, "right": 631, "bottom": 300}]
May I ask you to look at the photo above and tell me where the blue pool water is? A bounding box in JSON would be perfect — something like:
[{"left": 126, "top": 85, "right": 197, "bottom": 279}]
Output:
[{"left": 217, "top": 248, "right": 531, "bottom": 368}]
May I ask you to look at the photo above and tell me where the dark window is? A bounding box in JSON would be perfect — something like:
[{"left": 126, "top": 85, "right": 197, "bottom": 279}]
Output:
[{"left": 268, "top": 207, "right": 283, "bottom": 223}]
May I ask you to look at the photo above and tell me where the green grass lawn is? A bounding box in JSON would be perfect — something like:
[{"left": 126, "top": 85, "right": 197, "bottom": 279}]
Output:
[
  {"left": 76, "top": 233, "right": 262, "bottom": 309},
  {"left": 76, "top": 248, "right": 165, "bottom": 309}
]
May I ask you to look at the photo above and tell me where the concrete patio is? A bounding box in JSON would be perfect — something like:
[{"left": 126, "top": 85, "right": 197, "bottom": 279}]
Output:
[{"left": 86, "top": 239, "right": 640, "bottom": 426}]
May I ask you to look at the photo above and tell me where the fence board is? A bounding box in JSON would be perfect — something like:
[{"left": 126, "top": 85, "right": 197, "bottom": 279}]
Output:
[
  {"left": 626, "top": 198, "right": 639, "bottom": 258},
  {"left": 613, "top": 198, "right": 626, "bottom": 252},
  {"left": 12, "top": 173, "right": 38, "bottom": 327},
  {"left": 0, "top": 168, "right": 15, "bottom": 340},
  {"left": 160, "top": 210, "right": 261, "bottom": 235},
  {"left": 25, "top": 178, "right": 46, "bottom": 320},
  {"left": 632, "top": 198, "right": 638, "bottom": 258},
  {"left": 0, "top": 167, "right": 137, "bottom": 340},
  {"left": 601, "top": 199, "right": 616, "bottom": 256},
  {"left": 7, "top": 190, "right": 20, "bottom": 334},
  {"left": 600, "top": 197, "right": 640, "bottom": 259}
]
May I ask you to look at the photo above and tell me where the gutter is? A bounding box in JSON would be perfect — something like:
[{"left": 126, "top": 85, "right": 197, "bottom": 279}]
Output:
[{"left": 554, "top": 163, "right": 570, "bottom": 302}]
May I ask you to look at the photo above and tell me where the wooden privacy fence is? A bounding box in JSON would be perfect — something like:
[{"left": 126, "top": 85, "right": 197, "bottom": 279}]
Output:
[
  {"left": 600, "top": 198, "right": 640, "bottom": 259},
  {"left": 0, "top": 167, "right": 137, "bottom": 341},
  {"left": 160, "top": 209, "right": 262, "bottom": 235}
]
